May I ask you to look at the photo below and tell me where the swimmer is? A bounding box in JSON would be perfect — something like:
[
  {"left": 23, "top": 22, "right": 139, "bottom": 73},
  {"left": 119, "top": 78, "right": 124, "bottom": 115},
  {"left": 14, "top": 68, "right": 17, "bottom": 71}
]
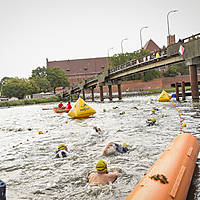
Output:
[
  {"left": 93, "top": 126, "right": 101, "bottom": 134},
  {"left": 88, "top": 160, "right": 120, "bottom": 185},
  {"left": 55, "top": 144, "right": 68, "bottom": 158},
  {"left": 146, "top": 117, "right": 156, "bottom": 126},
  {"left": 103, "top": 142, "right": 128, "bottom": 156}
]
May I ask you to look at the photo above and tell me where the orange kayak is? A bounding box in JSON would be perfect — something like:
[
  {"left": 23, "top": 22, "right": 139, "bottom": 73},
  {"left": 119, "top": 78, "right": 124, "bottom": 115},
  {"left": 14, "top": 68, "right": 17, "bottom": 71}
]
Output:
[
  {"left": 126, "top": 133, "right": 199, "bottom": 200},
  {"left": 53, "top": 107, "right": 70, "bottom": 113}
]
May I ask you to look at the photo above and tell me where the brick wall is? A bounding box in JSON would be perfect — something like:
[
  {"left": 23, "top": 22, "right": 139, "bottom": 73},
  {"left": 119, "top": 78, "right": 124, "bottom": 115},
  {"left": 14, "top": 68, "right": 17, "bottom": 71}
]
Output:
[{"left": 85, "top": 75, "right": 200, "bottom": 94}]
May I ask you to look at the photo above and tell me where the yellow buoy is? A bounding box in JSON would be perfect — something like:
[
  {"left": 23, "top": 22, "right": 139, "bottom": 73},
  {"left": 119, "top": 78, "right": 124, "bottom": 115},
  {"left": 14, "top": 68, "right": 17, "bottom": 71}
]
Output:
[
  {"left": 38, "top": 130, "right": 43, "bottom": 134},
  {"left": 176, "top": 107, "right": 179, "bottom": 109},
  {"left": 182, "top": 123, "right": 186, "bottom": 127},
  {"left": 65, "top": 120, "right": 68, "bottom": 124},
  {"left": 179, "top": 113, "right": 183, "bottom": 115}
]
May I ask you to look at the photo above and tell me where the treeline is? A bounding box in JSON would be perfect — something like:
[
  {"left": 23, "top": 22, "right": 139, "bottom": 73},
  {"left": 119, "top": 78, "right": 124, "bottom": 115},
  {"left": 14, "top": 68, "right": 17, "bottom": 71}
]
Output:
[
  {"left": 108, "top": 49, "right": 189, "bottom": 81},
  {"left": 0, "top": 67, "right": 69, "bottom": 99}
]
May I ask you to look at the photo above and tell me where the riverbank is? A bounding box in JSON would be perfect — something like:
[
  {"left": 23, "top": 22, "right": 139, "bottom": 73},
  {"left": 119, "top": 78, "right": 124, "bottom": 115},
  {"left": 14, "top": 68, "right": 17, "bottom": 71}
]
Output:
[{"left": 0, "top": 96, "right": 59, "bottom": 108}]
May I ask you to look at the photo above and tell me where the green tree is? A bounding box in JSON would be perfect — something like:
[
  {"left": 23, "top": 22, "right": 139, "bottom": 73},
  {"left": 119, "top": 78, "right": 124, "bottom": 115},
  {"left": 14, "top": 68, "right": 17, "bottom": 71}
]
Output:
[
  {"left": 46, "top": 67, "right": 69, "bottom": 93},
  {"left": 31, "top": 66, "right": 47, "bottom": 78},
  {"left": 0, "top": 77, "right": 10, "bottom": 94},
  {"left": 163, "top": 66, "right": 179, "bottom": 77},
  {"left": 2, "top": 78, "right": 30, "bottom": 99},
  {"left": 144, "top": 70, "right": 161, "bottom": 81},
  {"left": 32, "top": 76, "right": 51, "bottom": 93},
  {"left": 27, "top": 79, "right": 40, "bottom": 94},
  {"left": 109, "top": 49, "right": 150, "bottom": 68}
]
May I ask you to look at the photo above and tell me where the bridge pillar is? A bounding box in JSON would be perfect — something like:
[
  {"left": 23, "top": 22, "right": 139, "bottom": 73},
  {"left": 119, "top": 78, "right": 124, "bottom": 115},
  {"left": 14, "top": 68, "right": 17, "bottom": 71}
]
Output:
[
  {"left": 82, "top": 89, "right": 85, "bottom": 100},
  {"left": 117, "top": 84, "right": 122, "bottom": 100},
  {"left": 189, "top": 65, "right": 199, "bottom": 101},
  {"left": 181, "top": 81, "right": 186, "bottom": 101},
  {"left": 108, "top": 84, "right": 112, "bottom": 101},
  {"left": 91, "top": 87, "right": 95, "bottom": 102},
  {"left": 175, "top": 82, "right": 179, "bottom": 101},
  {"left": 99, "top": 85, "right": 104, "bottom": 102}
]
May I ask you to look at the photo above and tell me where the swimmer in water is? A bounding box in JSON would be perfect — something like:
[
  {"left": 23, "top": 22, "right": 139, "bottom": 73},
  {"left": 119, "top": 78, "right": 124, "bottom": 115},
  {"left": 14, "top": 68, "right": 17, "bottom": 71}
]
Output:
[
  {"left": 93, "top": 126, "right": 101, "bottom": 134},
  {"left": 103, "top": 142, "right": 128, "bottom": 156},
  {"left": 88, "top": 160, "right": 120, "bottom": 185},
  {"left": 55, "top": 144, "right": 68, "bottom": 158}
]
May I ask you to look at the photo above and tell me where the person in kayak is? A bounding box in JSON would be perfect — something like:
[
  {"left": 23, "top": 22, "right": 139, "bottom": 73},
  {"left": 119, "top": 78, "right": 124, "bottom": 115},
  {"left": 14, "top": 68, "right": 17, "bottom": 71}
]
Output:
[
  {"left": 58, "top": 101, "right": 64, "bottom": 108},
  {"left": 66, "top": 101, "right": 72, "bottom": 110},
  {"left": 55, "top": 144, "right": 68, "bottom": 158},
  {"left": 103, "top": 142, "right": 128, "bottom": 156},
  {"left": 88, "top": 160, "right": 120, "bottom": 185}
]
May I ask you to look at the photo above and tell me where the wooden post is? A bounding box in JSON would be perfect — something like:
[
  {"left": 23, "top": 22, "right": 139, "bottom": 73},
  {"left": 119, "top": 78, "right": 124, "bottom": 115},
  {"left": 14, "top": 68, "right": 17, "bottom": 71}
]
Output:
[
  {"left": 108, "top": 84, "right": 112, "bottom": 101},
  {"left": 118, "top": 84, "right": 122, "bottom": 100},
  {"left": 175, "top": 82, "right": 179, "bottom": 101},
  {"left": 189, "top": 65, "right": 199, "bottom": 101},
  {"left": 99, "top": 85, "right": 104, "bottom": 102},
  {"left": 181, "top": 81, "right": 186, "bottom": 101},
  {"left": 82, "top": 89, "right": 85, "bottom": 100}
]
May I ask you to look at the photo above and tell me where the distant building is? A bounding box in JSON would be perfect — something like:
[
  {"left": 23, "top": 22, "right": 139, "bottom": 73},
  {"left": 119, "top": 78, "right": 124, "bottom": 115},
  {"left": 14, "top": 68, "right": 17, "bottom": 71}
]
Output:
[
  {"left": 46, "top": 39, "right": 162, "bottom": 88},
  {"left": 143, "top": 39, "right": 160, "bottom": 52},
  {"left": 46, "top": 57, "right": 108, "bottom": 87}
]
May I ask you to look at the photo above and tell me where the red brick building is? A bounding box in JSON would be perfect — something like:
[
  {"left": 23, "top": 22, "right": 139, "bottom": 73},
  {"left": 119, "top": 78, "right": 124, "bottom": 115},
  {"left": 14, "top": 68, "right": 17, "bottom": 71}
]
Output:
[
  {"left": 46, "top": 39, "right": 161, "bottom": 91},
  {"left": 46, "top": 57, "right": 108, "bottom": 87}
]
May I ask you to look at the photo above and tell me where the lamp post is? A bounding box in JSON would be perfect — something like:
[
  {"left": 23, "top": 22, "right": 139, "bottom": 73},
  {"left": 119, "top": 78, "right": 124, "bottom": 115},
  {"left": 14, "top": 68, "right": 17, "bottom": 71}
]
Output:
[
  {"left": 167, "top": 10, "right": 178, "bottom": 36},
  {"left": 121, "top": 38, "right": 128, "bottom": 53},
  {"left": 140, "top": 26, "right": 148, "bottom": 49},
  {"left": 107, "top": 47, "right": 114, "bottom": 57}
]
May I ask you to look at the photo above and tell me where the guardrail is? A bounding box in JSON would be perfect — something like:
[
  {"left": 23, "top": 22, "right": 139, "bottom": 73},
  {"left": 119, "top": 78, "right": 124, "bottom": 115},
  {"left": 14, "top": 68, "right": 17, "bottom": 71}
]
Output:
[{"left": 68, "top": 33, "right": 200, "bottom": 94}]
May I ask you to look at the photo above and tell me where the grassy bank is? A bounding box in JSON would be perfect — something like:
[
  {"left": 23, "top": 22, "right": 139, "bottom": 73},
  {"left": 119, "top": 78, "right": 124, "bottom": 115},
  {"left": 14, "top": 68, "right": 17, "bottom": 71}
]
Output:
[{"left": 0, "top": 96, "right": 60, "bottom": 108}]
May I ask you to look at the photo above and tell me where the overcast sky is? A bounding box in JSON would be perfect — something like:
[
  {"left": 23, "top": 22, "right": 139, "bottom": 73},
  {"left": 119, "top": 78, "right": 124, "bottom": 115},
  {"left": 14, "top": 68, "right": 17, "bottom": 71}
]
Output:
[{"left": 0, "top": 0, "right": 199, "bottom": 80}]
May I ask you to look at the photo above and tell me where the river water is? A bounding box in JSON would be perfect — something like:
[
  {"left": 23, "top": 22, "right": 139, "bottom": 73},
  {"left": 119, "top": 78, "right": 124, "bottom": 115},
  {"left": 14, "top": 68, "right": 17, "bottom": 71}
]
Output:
[{"left": 0, "top": 95, "right": 200, "bottom": 200}]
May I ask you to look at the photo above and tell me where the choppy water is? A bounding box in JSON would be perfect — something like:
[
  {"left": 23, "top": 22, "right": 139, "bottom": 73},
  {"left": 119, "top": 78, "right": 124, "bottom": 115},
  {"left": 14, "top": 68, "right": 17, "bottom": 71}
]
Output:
[{"left": 0, "top": 95, "right": 200, "bottom": 200}]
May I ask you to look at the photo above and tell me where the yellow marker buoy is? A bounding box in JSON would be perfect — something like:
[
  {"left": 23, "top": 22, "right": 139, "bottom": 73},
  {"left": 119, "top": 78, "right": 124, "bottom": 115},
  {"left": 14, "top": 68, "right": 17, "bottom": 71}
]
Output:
[
  {"left": 65, "top": 120, "right": 68, "bottom": 124},
  {"left": 179, "top": 113, "right": 183, "bottom": 115},
  {"left": 182, "top": 123, "right": 186, "bottom": 127},
  {"left": 176, "top": 107, "right": 179, "bottom": 109},
  {"left": 38, "top": 131, "right": 43, "bottom": 134}
]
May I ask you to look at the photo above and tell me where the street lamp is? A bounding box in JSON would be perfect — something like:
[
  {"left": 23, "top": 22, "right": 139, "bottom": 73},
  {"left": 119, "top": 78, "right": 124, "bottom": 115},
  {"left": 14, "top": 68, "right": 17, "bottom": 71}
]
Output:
[
  {"left": 167, "top": 10, "right": 178, "bottom": 36},
  {"left": 121, "top": 38, "right": 128, "bottom": 53},
  {"left": 107, "top": 47, "right": 114, "bottom": 57},
  {"left": 140, "top": 26, "right": 148, "bottom": 49}
]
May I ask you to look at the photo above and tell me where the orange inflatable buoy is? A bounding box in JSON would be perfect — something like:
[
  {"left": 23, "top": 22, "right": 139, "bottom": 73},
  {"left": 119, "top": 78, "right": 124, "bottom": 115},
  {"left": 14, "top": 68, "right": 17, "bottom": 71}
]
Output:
[{"left": 126, "top": 133, "right": 199, "bottom": 200}]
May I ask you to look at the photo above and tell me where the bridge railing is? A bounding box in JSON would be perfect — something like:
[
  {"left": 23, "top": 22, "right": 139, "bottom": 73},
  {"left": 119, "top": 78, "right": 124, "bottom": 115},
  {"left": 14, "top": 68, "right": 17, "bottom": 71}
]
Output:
[
  {"left": 69, "top": 33, "right": 200, "bottom": 93},
  {"left": 109, "top": 47, "right": 168, "bottom": 74}
]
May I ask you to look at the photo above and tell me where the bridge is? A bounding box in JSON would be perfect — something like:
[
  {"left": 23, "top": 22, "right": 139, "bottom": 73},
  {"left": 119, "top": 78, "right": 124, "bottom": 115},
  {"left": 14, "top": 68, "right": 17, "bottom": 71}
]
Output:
[{"left": 65, "top": 33, "right": 200, "bottom": 101}]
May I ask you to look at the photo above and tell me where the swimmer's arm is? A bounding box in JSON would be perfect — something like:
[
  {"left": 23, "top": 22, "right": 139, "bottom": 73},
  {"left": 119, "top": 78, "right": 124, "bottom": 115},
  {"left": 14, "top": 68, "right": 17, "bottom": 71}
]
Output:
[{"left": 107, "top": 172, "right": 119, "bottom": 183}]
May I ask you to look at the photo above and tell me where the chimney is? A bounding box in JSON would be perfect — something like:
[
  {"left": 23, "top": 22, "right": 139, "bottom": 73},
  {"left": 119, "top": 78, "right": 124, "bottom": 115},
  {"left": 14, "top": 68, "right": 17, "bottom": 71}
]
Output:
[{"left": 167, "top": 35, "right": 176, "bottom": 46}]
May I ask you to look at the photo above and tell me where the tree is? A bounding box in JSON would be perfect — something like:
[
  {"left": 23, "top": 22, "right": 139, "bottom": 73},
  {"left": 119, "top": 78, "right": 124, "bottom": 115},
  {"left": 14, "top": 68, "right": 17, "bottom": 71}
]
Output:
[
  {"left": 0, "top": 77, "right": 10, "bottom": 94},
  {"left": 163, "top": 66, "right": 179, "bottom": 77},
  {"left": 31, "top": 76, "right": 51, "bottom": 93},
  {"left": 27, "top": 79, "right": 40, "bottom": 94},
  {"left": 46, "top": 67, "right": 70, "bottom": 93},
  {"left": 31, "top": 66, "right": 47, "bottom": 78},
  {"left": 2, "top": 78, "right": 29, "bottom": 99},
  {"left": 144, "top": 70, "right": 161, "bottom": 81},
  {"left": 109, "top": 49, "right": 151, "bottom": 68}
]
